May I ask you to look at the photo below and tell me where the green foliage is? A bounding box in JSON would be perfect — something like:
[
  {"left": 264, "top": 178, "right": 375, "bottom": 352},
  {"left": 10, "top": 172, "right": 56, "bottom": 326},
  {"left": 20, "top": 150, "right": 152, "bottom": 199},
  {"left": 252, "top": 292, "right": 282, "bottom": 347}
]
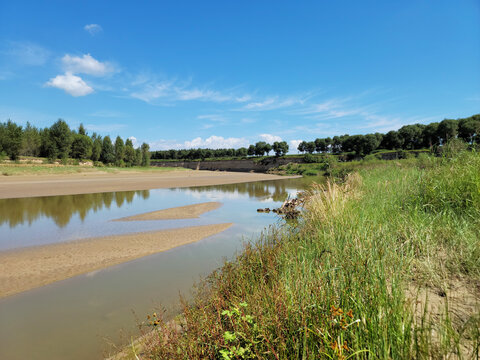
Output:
[
  {"left": 100, "top": 136, "right": 115, "bottom": 164},
  {"left": 71, "top": 134, "right": 93, "bottom": 160},
  {"left": 114, "top": 136, "right": 125, "bottom": 166},
  {"left": 141, "top": 142, "right": 150, "bottom": 167},
  {"left": 0, "top": 120, "right": 23, "bottom": 160},
  {"left": 419, "top": 150, "right": 480, "bottom": 215},
  {"left": 49, "top": 119, "right": 72, "bottom": 159},
  {"left": 91, "top": 135, "right": 102, "bottom": 162},
  {"left": 146, "top": 154, "right": 480, "bottom": 359},
  {"left": 21, "top": 122, "right": 41, "bottom": 156}
]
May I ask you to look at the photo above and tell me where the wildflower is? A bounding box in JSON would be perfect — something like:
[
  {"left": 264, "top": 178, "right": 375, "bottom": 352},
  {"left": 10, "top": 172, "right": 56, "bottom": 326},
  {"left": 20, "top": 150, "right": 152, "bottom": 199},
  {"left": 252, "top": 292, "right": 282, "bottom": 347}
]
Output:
[{"left": 346, "top": 309, "right": 353, "bottom": 319}]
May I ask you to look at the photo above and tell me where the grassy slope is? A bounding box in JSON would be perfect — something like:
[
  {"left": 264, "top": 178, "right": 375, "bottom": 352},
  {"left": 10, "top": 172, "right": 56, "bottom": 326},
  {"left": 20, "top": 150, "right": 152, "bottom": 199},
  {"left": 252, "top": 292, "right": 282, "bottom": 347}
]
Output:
[
  {"left": 125, "top": 152, "right": 479, "bottom": 359},
  {"left": 0, "top": 162, "right": 188, "bottom": 176}
]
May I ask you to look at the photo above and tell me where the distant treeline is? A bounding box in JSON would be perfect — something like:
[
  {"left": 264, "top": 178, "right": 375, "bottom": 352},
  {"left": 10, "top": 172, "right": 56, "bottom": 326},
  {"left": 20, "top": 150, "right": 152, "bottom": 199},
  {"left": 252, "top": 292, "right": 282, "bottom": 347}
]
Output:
[
  {"left": 0, "top": 119, "right": 151, "bottom": 166},
  {"left": 297, "top": 114, "right": 480, "bottom": 155},
  {"left": 151, "top": 141, "right": 289, "bottom": 160}
]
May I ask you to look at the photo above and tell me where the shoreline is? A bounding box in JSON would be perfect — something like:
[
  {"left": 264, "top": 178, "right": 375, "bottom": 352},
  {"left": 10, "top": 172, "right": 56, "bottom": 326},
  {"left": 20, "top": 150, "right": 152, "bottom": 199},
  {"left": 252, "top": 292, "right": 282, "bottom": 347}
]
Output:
[
  {"left": 0, "top": 223, "right": 232, "bottom": 299},
  {"left": 0, "top": 170, "right": 300, "bottom": 199}
]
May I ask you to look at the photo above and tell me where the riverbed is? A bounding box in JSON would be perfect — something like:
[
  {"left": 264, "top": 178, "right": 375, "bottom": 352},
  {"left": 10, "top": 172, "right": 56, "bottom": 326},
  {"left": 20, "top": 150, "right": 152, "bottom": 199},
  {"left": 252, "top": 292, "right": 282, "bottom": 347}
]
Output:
[{"left": 0, "top": 177, "right": 318, "bottom": 360}]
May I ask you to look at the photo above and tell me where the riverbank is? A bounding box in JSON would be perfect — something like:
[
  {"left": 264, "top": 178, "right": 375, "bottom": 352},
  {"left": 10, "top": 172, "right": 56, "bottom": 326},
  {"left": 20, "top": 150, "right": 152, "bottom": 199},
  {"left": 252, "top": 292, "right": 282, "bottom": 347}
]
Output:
[
  {"left": 0, "top": 223, "right": 232, "bottom": 299},
  {"left": 0, "top": 169, "right": 299, "bottom": 199},
  {"left": 127, "top": 151, "right": 480, "bottom": 359}
]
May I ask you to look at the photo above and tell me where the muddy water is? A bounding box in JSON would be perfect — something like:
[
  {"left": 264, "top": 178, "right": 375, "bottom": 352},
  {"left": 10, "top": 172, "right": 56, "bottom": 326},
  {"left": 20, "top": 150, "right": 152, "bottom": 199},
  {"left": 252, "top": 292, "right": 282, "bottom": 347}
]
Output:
[{"left": 0, "top": 177, "right": 319, "bottom": 360}]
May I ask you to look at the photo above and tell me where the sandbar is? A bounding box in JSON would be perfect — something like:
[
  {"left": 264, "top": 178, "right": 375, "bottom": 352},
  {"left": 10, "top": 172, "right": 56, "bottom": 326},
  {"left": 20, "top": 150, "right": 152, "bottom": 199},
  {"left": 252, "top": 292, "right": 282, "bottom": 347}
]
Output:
[
  {"left": 0, "top": 170, "right": 299, "bottom": 199},
  {"left": 114, "top": 201, "right": 222, "bottom": 221},
  {"left": 0, "top": 223, "right": 232, "bottom": 299}
]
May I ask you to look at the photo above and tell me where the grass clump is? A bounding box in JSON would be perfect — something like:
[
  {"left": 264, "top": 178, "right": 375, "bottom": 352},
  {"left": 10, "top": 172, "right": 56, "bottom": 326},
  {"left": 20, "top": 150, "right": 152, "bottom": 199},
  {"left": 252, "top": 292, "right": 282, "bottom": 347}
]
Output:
[{"left": 132, "top": 152, "right": 479, "bottom": 359}]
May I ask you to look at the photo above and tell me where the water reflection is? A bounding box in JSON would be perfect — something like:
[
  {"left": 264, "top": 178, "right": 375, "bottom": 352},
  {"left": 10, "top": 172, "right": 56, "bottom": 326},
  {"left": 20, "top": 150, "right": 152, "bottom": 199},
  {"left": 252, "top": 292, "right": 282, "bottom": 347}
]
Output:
[
  {"left": 180, "top": 176, "right": 321, "bottom": 202},
  {"left": 0, "top": 190, "right": 150, "bottom": 228},
  {"left": 0, "top": 177, "right": 320, "bottom": 230}
]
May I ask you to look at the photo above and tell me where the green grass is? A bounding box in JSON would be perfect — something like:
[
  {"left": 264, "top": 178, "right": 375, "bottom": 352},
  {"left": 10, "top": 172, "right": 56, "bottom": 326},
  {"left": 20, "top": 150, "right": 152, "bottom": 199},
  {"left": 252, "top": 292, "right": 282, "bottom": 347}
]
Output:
[
  {"left": 121, "top": 152, "right": 480, "bottom": 359},
  {"left": 0, "top": 160, "right": 188, "bottom": 176}
]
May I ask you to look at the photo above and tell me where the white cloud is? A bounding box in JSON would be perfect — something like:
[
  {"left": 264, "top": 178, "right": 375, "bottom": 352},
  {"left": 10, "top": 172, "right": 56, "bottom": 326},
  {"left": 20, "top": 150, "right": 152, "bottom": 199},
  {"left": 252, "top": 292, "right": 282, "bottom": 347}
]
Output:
[
  {"left": 185, "top": 135, "right": 249, "bottom": 149},
  {"left": 84, "top": 24, "right": 103, "bottom": 35},
  {"left": 6, "top": 41, "right": 50, "bottom": 66},
  {"left": 45, "top": 72, "right": 93, "bottom": 97},
  {"left": 289, "top": 140, "right": 302, "bottom": 153},
  {"left": 259, "top": 134, "right": 282, "bottom": 143},
  {"left": 62, "top": 54, "right": 114, "bottom": 76},
  {"left": 149, "top": 135, "right": 249, "bottom": 150}
]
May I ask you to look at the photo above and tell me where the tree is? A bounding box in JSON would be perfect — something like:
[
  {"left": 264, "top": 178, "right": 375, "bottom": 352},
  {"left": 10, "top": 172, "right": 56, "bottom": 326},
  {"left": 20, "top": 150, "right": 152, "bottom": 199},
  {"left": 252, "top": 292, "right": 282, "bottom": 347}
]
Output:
[
  {"left": 78, "top": 123, "right": 87, "bottom": 136},
  {"left": 21, "top": 122, "right": 41, "bottom": 156},
  {"left": 422, "top": 123, "right": 439, "bottom": 148},
  {"left": 135, "top": 148, "right": 142, "bottom": 166},
  {"left": 437, "top": 119, "right": 458, "bottom": 144},
  {"left": 236, "top": 147, "right": 248, "bottom": 157},
  {"left": 297, "top": 141, "right": 307, "bottom": 153},
  {"left": 315, "top": 138, "right": 327, "bottom": 153},
  {"left": 305, "top": 141, "right": 316, "bottom": 154},
  {"left": 254, "top": 141, "right": 267, "bottom": 156},
  {"left": 0, "top": 120, "right": 23, "bottom": 160},
  {"left": 71, "top": 133, "right": 93, "bottom": 159},
  {"left": 141, "top": 142, "right": 150, "bottom": 166},
  {"left": 114, "top": 136, "right": 125, "bottom": 166},
  {"left": 49, "top": 119, "right": 72, "bottom": 159},
  {"left": 247, "top": 145, "right": 255, "bottom": 156},
  {"left": 381, "top": 131, "right": 403, "bottom": 150},
  {"left": 398, "top": 124, "right": 424, "bottom": 150},
  {"left": 90, "top": 133, "right": 102, "bottom": 162},
  {"left": 100, "top": 136, "right": 115, "bottom": 164},
  {"left": 264, "top": 143, "right": 272, "bottom": 155},
  {"left": 458, "top": 116, "right": 480, "bottom": 144},
  {"left": 273, "top": 141, "right": 289, "bottom": 156},
  {"left": 124, "top": 138, "right": 136, "bottom": 166}
]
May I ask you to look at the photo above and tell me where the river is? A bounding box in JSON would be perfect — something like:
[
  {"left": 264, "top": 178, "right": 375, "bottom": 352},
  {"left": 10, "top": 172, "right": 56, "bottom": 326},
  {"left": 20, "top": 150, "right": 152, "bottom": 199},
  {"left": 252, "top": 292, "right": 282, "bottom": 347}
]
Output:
[{"left": 0, "top": 177, "right": 318, "bottom": 360}]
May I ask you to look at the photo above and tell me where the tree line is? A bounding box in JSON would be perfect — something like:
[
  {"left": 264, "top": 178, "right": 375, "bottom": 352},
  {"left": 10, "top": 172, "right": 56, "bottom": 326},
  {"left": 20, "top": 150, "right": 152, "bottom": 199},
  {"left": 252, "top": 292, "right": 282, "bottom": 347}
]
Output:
[
  {"left": 151, "top": 141, "right": 289, "bottom": 160},
  {"left": 0, "top": 119, "right": 151, "bottom": 166},
  {"left": 297, "top": 114, "right": 480, "bottom": 155}
]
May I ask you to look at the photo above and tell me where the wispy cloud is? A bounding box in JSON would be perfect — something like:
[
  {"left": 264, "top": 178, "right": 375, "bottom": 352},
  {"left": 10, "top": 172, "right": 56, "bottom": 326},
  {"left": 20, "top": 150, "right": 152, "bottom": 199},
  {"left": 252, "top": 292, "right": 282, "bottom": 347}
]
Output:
[
  {"left": 45, "top": 73, "right": 93, "bottom": 97},
  {"left": 85, "top": 123, "right": 127, "bottom": 132},
  {"left": 84, "top": 24, "right": 103, "bottom": 36},
  {"left": 62, "top": 54, "right": 114, "bottom": 76},
  {"left": 130, "top": 77, "right": 251, "bottom": 105},
  {"left": 242, "top": 94, "right": 310, "bottom": 111},
  {"left": 89, "top": 110, "right": 127, "bottom": 118},
  {"left": 4, "top": 41, "right": 50, "bottom": 66}
]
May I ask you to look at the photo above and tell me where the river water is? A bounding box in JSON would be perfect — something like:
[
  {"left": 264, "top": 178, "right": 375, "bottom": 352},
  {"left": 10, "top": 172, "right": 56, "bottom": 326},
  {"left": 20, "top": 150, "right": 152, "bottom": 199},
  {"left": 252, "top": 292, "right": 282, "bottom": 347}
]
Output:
[{"left": 0, "top": 177, "right": 318, "bottom": 360}]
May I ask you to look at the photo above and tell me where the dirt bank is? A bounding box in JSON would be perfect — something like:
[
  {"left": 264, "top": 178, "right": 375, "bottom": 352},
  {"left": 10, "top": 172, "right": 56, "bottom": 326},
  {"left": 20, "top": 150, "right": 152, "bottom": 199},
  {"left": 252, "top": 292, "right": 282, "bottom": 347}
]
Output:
[
  {"left": 0, "top": 170, "right": 298, "bottom": 199},
  {"left": 113, "top": 202, "right": 222, "bottom": 221},
  {"left": 0, "top": 223, "right": 232, "bottom": 299}
]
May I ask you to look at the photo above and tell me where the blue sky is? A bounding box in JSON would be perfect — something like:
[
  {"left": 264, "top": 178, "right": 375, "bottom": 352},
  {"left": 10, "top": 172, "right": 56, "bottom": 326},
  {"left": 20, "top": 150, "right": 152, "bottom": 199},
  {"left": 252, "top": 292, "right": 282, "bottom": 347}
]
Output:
[{"left": 1, "top": 1, "right": 479, "bottom": 151}]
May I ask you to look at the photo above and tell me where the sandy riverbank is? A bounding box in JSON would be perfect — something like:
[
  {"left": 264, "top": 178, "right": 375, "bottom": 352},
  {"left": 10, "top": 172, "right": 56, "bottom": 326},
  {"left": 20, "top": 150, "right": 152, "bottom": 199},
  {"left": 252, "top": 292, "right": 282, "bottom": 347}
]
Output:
[
  {"left": 0, "top": 223, "right": 232, "bottom": 299},
  {"left": 0, "top": 170, "right": 298, "bottom": 199},
  {"left": 114, "top": 201, "right": 222, "bottom": 221}
]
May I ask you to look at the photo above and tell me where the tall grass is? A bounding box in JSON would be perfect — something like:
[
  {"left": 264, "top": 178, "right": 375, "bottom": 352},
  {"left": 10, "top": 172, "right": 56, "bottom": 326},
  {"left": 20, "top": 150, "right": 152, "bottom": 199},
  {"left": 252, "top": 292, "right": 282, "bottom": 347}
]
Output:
[{"left": 135, "top": 152, "right": 479, "bottom": 359}]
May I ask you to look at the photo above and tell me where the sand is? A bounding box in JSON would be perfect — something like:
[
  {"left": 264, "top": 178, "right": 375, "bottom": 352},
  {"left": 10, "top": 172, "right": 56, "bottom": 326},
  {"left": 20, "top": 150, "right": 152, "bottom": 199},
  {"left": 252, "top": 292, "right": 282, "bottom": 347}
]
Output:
[
  {"left": 114, "top": 201, "right": 222, "bottom": 221},
  {"left": 0, "top": 223, "right": 232, "bottom": 299},
  {"left": 0, "top": 170, "right": 298, "bottom": 199}
]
